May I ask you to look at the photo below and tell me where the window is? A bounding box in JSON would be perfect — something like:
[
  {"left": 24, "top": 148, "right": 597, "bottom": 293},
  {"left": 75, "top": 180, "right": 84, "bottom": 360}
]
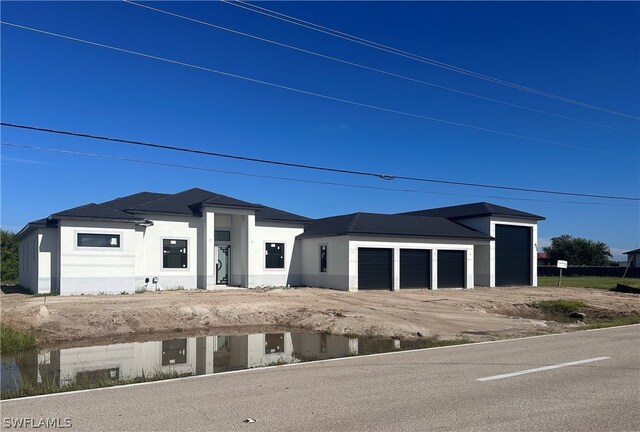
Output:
[
  {"left": 78, "top": 233, "right": 120, "bottom": 248},
  {"left": 162, "top": 339, "right": 187, "bottom": 366},
  {"left": 265, "top": 333, "right": 285, "bottom": 354},
  {"left": 163, "top": 239, "right": 187, "bottom": 268},
  {"left": 214, "top": 230, "right": 231, "bottom": 242},
  {"left": 265, "top": 243, "right": 285, "bottom": 269},
  {"left": 320, "top": 244, "right": 327, "bottom": 272}
]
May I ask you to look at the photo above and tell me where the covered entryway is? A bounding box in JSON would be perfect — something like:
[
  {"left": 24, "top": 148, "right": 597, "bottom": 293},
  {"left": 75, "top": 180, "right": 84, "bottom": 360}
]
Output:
[
  {"left": 358, "top": 248, "right": 393, "bottom": 290},
  {"left": 437, "top": 250, "right": 465, "bottom": 288},
  {"left": 495, "top": 224, "right": 531, "bottom": 286},
  {"left": 400, "top": 249, "right": 431, "bottom": 289}
]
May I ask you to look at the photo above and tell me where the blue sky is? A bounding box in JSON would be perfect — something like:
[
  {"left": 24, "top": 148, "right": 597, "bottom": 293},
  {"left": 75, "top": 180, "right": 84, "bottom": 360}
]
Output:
[{"left": 1, "top": 1, "right": 639, "bottom": 259}]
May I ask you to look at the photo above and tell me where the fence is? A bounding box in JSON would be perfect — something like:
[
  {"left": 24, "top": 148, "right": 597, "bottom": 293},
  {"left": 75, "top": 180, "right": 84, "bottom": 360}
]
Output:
[{"left": 538, "top": 266, "right": 639, "bottom": 278}]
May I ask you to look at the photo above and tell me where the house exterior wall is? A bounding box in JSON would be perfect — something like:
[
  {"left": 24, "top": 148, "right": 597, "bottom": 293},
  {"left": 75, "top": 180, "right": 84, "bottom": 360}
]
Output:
[
  {"left": 453, "top": 216, "right": 540, "bottom": 287},
  {"left": 628, "top": 253, "right": 640, "bottom": 269},
  {"left": 37, "top": 228, "right": 58, "bottom": 294},
  {"left": 18, "top": 230, "right": 38, "bottom": 292},
  {"left": 300, "top": 235, "right": 350, "bottom": 290},
  {"left": 230, "top": 214, "right": 249, "bottom": 287},
  {"left": 451, "top": 216, "right": 492, "bottom": 286},
  {"left": 18, "top": 228, "right": 59, "bottom": 294},
  {"left": 347, "top": 235, "right": 482, "bottom": 291},
  {"left": 58, "top": 221, "right": 137, "bottom": 295},
  {"left": 248, "top": 221, "right": 305, "bottom": 287},
  {"left": 132, "top": 214, "right": 200, "bottom": 291}
]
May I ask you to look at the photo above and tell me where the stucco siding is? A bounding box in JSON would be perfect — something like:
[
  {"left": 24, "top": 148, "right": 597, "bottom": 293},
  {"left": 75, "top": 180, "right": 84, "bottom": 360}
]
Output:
[
  {"left": 248, "top": 221, "right": 305, "bottom": 287},
  {"left": 132, "top": 215, "right": 200, "bottom": 291},
  {"left": 18, "top": 230, "right": 39, "bottom": 293},
  {"left": 58, "top": 221, "right": 137, "bottom": 295},
  {"left": 300, "top": 235, "right": 350, "bottom": 290}
]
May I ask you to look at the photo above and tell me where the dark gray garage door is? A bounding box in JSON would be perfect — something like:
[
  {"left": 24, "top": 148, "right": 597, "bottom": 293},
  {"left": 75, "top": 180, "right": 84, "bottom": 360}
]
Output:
[
  {"left": 358, "top": 248, "right": 393, "bottom": 290},
  {"left": 495, "top": 225, "right": 531, "bottom": 286},
  {"left": 437, "top": 250, "right": 465, "bottom": 288},
  {"left": 400, "top": 249, "right": 431, "bottom": 289}
]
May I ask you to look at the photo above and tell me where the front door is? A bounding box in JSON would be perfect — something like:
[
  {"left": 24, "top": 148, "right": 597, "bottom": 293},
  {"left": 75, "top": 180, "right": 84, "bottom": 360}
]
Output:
[{"left": 216, "top": 245, "right": 230, "bottom": 285}]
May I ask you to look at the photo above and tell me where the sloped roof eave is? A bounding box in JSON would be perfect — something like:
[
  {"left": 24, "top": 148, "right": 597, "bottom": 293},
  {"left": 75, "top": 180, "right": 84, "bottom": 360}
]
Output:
[{"left": 299, "top": 230, "right": 492, "bottom": 241}]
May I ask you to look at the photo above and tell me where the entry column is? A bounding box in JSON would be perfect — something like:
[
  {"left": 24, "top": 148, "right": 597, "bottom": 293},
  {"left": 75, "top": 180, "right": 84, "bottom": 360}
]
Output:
[{"left": 204, "top": 212, "right": 215, "bottom": 289}]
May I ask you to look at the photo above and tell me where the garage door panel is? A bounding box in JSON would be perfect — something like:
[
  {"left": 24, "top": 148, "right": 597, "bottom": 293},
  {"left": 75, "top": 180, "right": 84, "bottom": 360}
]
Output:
[
  {"left": 496, "top": 225, "right": 531, "bottom": 286},
  {"left": 438, "top": 250, "right": 465, "bottom": 288},
  {"left": 358, "top": 248, "right": 392, "bottom": 290},
  {"left": 400, "top": 249, "right": 431, "bottom": 289}
]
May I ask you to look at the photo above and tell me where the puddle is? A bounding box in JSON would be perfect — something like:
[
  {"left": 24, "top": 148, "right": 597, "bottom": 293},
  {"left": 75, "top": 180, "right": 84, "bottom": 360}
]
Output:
[{"left": 1, "top": 332, "right": 467, "bottom": 399}]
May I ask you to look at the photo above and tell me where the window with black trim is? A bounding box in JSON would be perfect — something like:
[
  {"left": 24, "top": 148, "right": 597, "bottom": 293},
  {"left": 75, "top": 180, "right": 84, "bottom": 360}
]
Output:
[
  {"left": 320, "top": 244, "right": 327, "bottom": 272},
  {"left": 265, "top": 243, "right": 285, "bottom": 269},
  {"left": 163, "top": 239, "right": 187, "bottom": 268},
  {"left": 78, "top": 233, "right": 120, "bottom": 248},
  {"left": 162, "top": 339, "right": 187, "bottom": 365},
  {"left": 265, "top": 333, "right": 285, "bottom": 354}
]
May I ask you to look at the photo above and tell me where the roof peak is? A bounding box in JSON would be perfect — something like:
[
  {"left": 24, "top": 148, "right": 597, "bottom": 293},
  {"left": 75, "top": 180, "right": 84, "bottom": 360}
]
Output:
[{"left": 400, "top": 201, "right": 544, "bottom": 221}]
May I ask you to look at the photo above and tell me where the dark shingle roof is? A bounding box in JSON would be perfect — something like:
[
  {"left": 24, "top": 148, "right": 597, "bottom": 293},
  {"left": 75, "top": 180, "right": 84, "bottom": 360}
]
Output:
[
  {"left": 624, "top": 248, "right": 640, "bottom": 255},
  {"left": 50, "top": 203, "right": 142, "bottom": 222},
  {"left": 300, "top": 212, "right": 492, "bottom": 240},
  {"left": 127, "top": 188, "right": 262, "bottom": 215},
  {"left": 101, "top": 192, "right": 169, "bottom": 211},
  {"left": 18, "top": 188, "right": 310, "bottom": 238},
  {"left": 255, "top": 206, "right": 312, "bottom": 223},
  {"left": 401, "top": 202, "right": 544, "bottom": 221}
]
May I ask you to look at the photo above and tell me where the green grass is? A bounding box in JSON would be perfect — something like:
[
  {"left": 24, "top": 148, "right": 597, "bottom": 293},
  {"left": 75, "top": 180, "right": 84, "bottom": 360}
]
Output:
[
  {"left": 0, "top": 325, "right": 36, "bottom": 354},
  {"left": 538, "top": 276, "right": 640, "bottom": 290},
  {"left": 1, "top": 369, "right": 193, "bottom": 400},
  {"left": 583, "top": 314, "right": 640, "bottom": 329},
  {"left": 356, "top": 337, "right": 472, "bottom": 356},
  {"left": 533, "top": 299, "right": 589, "bottom": 315}
]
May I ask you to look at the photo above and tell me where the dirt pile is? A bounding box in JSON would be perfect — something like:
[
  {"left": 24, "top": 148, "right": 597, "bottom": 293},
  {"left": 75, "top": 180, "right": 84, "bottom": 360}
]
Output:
[{"left": 1, "top": 287, "right": 638, "bottom": 348}]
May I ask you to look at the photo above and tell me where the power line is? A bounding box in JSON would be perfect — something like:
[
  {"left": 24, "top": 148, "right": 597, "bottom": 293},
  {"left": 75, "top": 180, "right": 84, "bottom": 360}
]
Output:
[
  {"left": 222, "top": 0, "right": 640, "bottom": 122},
  {"left": 0, "top": 21, "right": 626, "bottom": 156},
  {"left": 123, "top": 0, "right": 638, "bottom": 136},
  {"left": 2, "top": 122, "right": 638, "bottom": 202},
  {"left": 3, "top": 142, "right": 638, "bottom": 208}
]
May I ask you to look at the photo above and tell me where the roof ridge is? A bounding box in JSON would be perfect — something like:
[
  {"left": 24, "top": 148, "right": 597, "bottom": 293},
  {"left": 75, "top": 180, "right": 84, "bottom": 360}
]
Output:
[
  {"left": 347, "top": 213, "right": 362, "bottom": 232},
  {"left": 129, "top": 188, "right": 193, "bottom": 209},
  {"left": 481, "top": 202, "right": 493, "bottom": 213}
]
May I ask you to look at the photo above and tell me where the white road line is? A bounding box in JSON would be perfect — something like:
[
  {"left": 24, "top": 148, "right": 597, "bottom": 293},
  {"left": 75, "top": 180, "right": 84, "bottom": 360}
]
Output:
[{"left": 477, "top": 356, "right": 610, "bottom": 381}]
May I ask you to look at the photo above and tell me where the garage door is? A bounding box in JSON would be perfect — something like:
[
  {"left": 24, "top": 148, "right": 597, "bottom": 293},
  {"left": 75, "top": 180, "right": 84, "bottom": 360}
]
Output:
[
  {"left": 437, "top": 250, "right": 465, "bottom": 288},
  {"left": 358, "top": 248, "right": 393, "bottom": 290},
  {"left": 400, "top": 249, "right": 431, "bottom": 289},
  {"left": 495, "top": 225, "right": 531, "bottom": 286}
]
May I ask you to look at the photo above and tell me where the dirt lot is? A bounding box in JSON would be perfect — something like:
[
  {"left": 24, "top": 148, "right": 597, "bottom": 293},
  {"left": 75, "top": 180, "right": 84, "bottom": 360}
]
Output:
[{"left": 1, "top": 287, "right": 638, "bottom": 348}]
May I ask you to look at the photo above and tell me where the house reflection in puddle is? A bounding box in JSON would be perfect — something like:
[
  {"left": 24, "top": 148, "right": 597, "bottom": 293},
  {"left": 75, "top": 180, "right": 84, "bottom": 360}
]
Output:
[{"left": 1, "top": 332, "right": 365, "bottom": 395}]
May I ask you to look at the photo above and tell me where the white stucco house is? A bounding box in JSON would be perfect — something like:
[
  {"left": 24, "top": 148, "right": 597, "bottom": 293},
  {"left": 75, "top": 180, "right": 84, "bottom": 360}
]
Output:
[{"left": 17, "top": 188, "right": 544, "bottom": 295}]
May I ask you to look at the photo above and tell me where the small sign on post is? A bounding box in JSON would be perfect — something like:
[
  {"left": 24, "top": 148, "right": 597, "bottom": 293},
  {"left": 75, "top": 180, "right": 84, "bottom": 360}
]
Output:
[{"left": 557, "top": 260, "right": 568, "bottom": 286}]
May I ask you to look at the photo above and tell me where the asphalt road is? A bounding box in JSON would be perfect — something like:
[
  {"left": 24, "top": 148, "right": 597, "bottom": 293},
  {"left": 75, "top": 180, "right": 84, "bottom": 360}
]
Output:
[{"left": 2, "top": 326, "right": 639, "bottom": 432}]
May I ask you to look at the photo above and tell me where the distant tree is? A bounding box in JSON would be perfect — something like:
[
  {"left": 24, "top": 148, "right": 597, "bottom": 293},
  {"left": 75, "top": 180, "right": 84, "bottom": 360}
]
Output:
[
  {"left": 1, "top": 230, "right": 19, "bottom": 282},
  {"left": 543, "top": 234, "right": 613, "bottom": 266}
]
